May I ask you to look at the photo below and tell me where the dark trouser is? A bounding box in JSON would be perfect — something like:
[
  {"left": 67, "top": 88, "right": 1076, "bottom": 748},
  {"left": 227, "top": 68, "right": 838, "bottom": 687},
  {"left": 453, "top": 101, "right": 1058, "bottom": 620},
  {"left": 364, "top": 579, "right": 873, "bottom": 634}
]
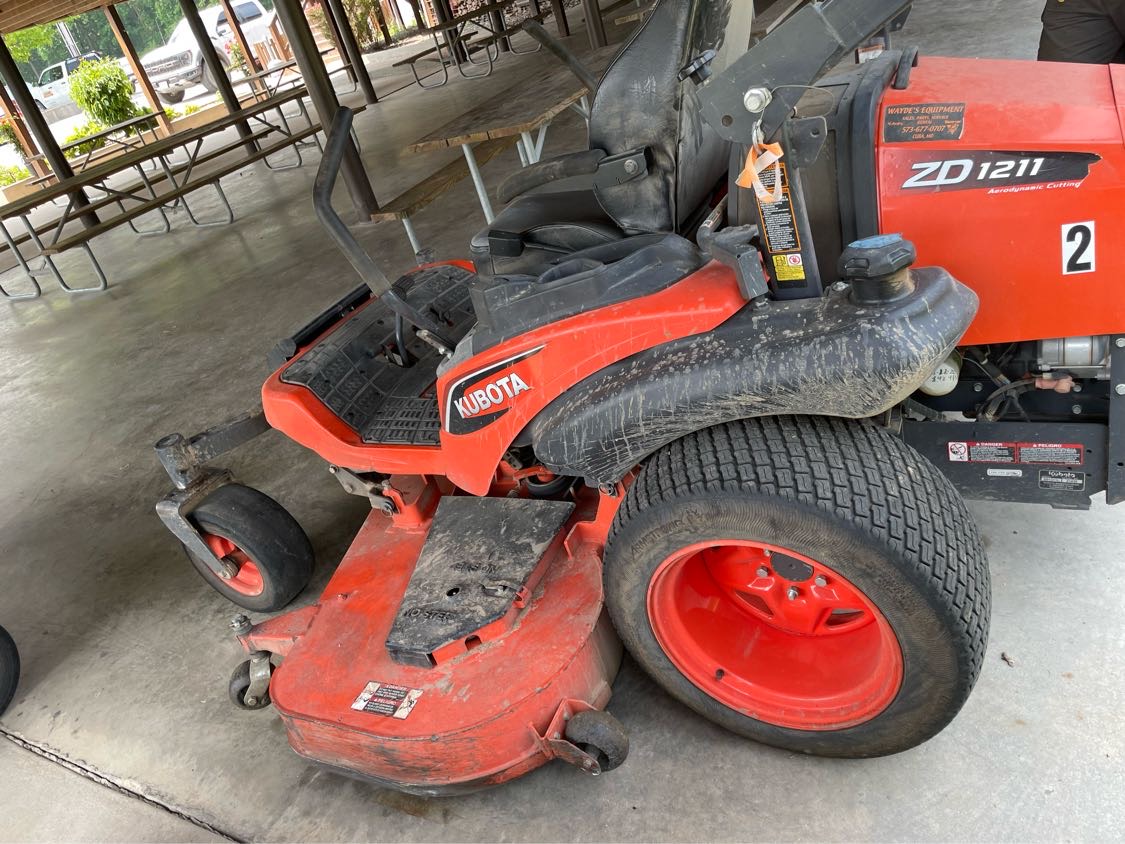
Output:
[{"left": 1039, "top": 0, "right": 1125, "bottom": 63}]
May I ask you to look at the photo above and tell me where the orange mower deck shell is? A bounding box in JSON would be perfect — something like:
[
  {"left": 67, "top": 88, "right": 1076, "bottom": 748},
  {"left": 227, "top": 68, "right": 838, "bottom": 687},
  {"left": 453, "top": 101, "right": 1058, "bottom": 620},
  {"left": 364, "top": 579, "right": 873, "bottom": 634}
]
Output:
[
  {"left": 245, "top": 486, "right": 624, "bottom": 795},
  {"left": 878, "top": 57, "right": 1125, "bottom": 346}
]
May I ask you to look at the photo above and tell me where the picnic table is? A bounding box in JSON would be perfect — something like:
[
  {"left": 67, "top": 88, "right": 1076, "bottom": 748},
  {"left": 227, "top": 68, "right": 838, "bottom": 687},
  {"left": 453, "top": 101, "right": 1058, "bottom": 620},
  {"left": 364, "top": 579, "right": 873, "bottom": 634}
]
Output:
[
  {"left": 237, "top": 48, "right": 357, "bottom": 100},
  {"left": 0, "top": 88, "right": 322, "bottom": 300},
  {"left": 396, "top": 0, "right": 547, "bottom": 89},
  {"left": 405, "top": 44, "right": 619, "bottom": 223},
  {"left": 61, "top": 112, "right": 166, "bottom": 173}
]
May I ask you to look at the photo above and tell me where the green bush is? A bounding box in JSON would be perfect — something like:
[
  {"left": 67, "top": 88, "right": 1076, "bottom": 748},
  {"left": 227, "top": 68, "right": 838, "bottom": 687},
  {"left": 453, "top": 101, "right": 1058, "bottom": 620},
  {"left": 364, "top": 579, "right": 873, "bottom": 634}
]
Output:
[
  {"left": 68, "top": 57, "right": 141, "bottom": 128},
  {"left": 183, "top": 104, "right": 202, "bottom": 116},
  {"left": 0, "top": 164, "right": 31, "bottom": 187},
  {"left": 0, "top": 120, "right": 23, "bottom": 164},
  {"left": 63, "top": 121, "right": 108, "bottom": 159}
]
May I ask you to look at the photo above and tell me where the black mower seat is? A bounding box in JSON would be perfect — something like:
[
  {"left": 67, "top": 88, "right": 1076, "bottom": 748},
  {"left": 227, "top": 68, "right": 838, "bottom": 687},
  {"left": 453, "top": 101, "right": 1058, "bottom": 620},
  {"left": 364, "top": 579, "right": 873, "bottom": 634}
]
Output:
[
  {"left": 470, "top": 0, "right": 753, "bottom": 281},
  {"left": 470, "top": 189, "right": 625, "bottom": 278}
]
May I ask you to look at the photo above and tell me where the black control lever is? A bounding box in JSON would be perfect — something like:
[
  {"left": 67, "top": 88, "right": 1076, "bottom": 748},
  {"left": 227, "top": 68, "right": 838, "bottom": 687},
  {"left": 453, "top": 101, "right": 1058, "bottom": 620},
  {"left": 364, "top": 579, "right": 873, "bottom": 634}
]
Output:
[
  {"left": 679, "top": 50, "right": 718, "bottom": 85},
  {"left": 314, "top": 108, "right": 455, "bottom": 354}
]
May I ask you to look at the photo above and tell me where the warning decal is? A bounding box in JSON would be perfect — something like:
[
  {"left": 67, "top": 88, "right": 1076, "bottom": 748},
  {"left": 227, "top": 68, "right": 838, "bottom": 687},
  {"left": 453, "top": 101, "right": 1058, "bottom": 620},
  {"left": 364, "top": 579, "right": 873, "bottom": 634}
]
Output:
[
  {"left": 773, "top": 253, "right": 805, "bottom": 281},
  {"left": 947, "top": 442, "right": 1084, "bottom": 466},
  {"left": 754, "top": 162, "right": 806, "bottom": 284},
  {"left": 1039, "top": 469, "right": 1086, "bottom": 492},
  {"left": 351, "top": 681, "right": 423, "bottom": 719},
  {"left": 1018, "top": 443, "right": 1084, "bottom": 465},
  {"left": 884, "top": 103, "right": 966, "bottom": 143}
]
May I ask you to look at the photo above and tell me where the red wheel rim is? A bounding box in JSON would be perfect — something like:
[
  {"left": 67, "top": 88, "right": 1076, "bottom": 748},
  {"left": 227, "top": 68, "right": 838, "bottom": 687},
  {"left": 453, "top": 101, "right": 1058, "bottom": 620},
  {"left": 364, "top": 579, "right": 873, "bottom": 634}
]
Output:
[
  {"left": 202, "top": 534, "right": 265, "bottom": 598},
  {"left": 647, "top": 540, "right": 903, "bottom": 730}
]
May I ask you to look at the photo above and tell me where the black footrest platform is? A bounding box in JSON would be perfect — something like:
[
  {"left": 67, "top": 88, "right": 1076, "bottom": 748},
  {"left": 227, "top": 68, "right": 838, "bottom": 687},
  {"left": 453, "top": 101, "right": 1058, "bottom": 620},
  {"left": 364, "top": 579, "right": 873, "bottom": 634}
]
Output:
[
  {"left": 281, "top": 264, "right": 476, "bottom": 446},
  {"left": 386, "top": 496, "right": 576, "bottom": 667}
]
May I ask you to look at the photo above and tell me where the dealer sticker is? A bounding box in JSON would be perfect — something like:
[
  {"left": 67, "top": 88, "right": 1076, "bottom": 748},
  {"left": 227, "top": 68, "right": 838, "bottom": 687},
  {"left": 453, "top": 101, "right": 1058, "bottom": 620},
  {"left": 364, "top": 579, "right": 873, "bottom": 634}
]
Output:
[
  {"left": 1038, "top": 469, "right": 1086, "bottom": 492},
  {"left": 351, "top": 681, "right": 422, "bottom": 719}
]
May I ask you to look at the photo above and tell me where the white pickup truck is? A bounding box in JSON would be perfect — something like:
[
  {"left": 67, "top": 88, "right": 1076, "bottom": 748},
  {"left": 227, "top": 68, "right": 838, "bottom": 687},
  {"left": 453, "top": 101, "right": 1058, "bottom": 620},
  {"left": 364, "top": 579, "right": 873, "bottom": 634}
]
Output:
[
  {"left": 141, "top": 1, "right": 270, "bottom": 105},
  {"left": 29, "top": 51, "right": 104, "bottom": 111}
]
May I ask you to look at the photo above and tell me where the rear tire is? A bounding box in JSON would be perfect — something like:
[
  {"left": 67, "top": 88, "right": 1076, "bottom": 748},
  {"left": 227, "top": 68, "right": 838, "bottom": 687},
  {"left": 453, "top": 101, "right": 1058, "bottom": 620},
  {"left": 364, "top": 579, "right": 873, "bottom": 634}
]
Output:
[
  {"left": 604, "top": 416, "right": 990, "bottom": 757},
  {"left": 0, "top": 625, "right": 19, "bottom": 716},
  {"left": 184, "top": 484, "right": 314, "bottom": 612}
]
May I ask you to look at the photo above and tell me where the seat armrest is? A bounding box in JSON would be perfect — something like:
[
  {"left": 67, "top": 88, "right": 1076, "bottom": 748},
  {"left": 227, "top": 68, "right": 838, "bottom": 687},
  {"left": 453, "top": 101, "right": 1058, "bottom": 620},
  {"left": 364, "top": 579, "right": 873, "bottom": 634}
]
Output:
[{"left": 497, "top": 149, "right": 607, "bottom": 204}]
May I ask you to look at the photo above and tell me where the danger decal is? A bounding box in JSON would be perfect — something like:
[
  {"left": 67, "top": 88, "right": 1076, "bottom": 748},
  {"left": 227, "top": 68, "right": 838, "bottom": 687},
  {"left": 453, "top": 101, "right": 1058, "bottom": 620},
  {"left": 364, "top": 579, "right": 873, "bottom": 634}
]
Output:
[
  {"left": 351, "top": 681, "right": 423, "bottom": 719},
  {"left": 947, "top": 441, "right": 1084, "bottom": 466}
]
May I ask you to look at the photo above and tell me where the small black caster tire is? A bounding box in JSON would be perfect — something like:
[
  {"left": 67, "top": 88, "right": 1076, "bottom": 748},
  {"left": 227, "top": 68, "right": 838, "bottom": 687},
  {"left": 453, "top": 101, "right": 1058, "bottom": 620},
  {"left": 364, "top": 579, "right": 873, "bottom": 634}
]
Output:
[
  {"left": 565, "top": 710, "right": 629, "bottom": 773},
  {"left": 184, "top": 484, "right": 314, "bottom": 612},
  {"left": 229, "top": 660, "right": 271, "bottom": 710},
  {"left": 0, "top": 625, "right": 19, "bottom": 717}
]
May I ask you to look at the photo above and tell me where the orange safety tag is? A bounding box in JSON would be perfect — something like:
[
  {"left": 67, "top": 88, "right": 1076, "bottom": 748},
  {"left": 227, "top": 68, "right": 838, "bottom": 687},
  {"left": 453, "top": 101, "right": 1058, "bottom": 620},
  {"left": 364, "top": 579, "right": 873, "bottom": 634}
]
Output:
[{"left": 736, "top": 142, "right": 785, "bottom": 204}]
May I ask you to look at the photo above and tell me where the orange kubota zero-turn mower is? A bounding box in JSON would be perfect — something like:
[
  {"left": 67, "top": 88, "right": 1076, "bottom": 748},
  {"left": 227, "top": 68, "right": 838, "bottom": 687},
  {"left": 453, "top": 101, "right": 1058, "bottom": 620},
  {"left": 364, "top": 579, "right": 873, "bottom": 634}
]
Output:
[{"left": 155, "top": 0, "right": 1125, "bottom": 794}]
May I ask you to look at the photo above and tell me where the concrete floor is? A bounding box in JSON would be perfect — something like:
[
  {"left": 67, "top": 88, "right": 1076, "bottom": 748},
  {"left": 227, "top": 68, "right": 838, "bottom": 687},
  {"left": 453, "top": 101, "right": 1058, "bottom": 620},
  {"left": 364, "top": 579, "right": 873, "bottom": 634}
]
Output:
[{"left": 2, "top": 0, "right": 1124, "bottom": 841}]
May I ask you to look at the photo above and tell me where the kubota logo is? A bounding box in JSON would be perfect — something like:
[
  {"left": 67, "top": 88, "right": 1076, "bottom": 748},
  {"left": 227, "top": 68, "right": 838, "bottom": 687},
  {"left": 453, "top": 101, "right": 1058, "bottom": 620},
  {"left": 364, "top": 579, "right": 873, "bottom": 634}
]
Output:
[
  {"left": 453, "top": 373, "right": 531, "bottom": 420},
  {"left": 444, "top": 345, "right": 545, "bottom": 435}
]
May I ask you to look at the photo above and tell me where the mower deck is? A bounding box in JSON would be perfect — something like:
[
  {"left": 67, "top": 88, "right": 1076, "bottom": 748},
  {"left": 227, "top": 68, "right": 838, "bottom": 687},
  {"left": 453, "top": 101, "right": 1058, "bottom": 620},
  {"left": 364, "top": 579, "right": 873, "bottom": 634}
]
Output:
[{"left": 242, "top": 484, "right": 623, "bottom": 795}]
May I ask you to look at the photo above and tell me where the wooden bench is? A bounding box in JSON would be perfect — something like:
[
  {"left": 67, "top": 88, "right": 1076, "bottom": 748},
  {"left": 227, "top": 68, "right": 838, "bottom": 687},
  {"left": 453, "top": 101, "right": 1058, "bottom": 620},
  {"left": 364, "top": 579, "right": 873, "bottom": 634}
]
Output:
[
  {"left": 393, "top": 32, "right": 481, "bottom": 89},
  {"left": 473, "top": 9, "right": 549, "bottom": 55},
  {"left": 600, "top": 0, "right": 642, "bottom": 19},
  {"left": 614, "top": 1, "right": 655, "bottom": 25},
  {"left": 372, "top": 135, "right": 518, "bottom": 254},
  {"left": 750, "top": 0, "right": 811, "bottom": 44}
]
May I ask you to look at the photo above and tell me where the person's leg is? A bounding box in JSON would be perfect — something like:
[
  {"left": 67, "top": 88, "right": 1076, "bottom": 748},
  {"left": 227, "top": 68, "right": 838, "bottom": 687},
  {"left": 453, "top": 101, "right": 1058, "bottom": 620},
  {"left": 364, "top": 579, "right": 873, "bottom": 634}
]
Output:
[{"left": 1038, "top": 0, "right": 1125, "bottom": 63}]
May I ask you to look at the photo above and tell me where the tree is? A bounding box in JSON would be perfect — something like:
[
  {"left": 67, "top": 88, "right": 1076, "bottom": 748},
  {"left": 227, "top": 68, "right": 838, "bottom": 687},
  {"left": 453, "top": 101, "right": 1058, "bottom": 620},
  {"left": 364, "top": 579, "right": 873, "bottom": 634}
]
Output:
[
  {"left": 69, "top": 57, "right": 140, "bottom": 126},
  {"left": 4, "top": 24, "right": 59, "bottom": 76}
]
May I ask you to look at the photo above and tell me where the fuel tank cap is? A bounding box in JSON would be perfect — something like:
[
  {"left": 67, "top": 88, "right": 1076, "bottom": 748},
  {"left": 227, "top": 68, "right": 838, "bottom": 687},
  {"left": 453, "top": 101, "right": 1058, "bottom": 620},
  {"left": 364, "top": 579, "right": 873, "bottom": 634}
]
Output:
[
  {"left": 838, "top": 235, "right": 918, "bottom": 305},
  {"left": 838, "top": 234, "right": 917, "bottom": 280}
]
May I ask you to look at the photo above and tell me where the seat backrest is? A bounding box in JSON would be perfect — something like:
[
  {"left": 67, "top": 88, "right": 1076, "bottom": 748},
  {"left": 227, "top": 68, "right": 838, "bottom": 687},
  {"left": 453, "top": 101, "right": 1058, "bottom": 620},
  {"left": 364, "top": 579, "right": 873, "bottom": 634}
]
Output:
[{"left": 589, "top": 0, "right": 754, "bottom": 235}]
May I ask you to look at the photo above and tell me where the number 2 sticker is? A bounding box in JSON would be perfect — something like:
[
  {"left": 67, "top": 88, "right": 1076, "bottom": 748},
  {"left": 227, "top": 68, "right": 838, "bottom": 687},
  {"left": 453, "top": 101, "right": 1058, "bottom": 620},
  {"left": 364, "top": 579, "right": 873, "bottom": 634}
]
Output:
[{"left": 1062, "top": 221, "right": 1096, "bottom": 275}]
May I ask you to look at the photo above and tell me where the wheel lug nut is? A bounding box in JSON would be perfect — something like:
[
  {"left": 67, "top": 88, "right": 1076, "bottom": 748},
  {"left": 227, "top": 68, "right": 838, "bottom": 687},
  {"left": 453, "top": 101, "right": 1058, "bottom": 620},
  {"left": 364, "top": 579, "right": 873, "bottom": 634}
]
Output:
[
  {"left": 787, "top": 586, "right": 799, "bottom": 601},
  {"left": 756, "top": 567, "right": 769, "bottom": 578},
  {"left": 814, "top": 575, "right": 827, "bottom": 587}
]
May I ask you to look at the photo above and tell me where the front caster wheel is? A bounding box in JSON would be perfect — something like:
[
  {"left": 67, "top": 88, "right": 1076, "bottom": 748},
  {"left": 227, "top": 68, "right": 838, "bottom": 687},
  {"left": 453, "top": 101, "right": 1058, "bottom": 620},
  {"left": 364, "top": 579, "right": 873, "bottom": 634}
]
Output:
[
  {"left": 605, "top": 416, "right": 991, "bottom": 758},
  {"left": 0, "top": 625, "right": 19, "bottom": 716},
  {"left": 184, "top": 484, "right": 314, "bottom": 612},
  {"left": 229, "top": 659, "right": 271, "bottom": 710},
  {"left": 565, "top": 710, "right": 629, "bottom": 773}
]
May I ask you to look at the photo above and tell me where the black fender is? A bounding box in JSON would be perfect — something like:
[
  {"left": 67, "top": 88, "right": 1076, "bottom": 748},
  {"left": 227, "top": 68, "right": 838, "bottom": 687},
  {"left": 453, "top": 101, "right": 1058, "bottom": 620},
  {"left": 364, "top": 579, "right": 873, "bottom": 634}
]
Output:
[{"left": 528, "top": 267, "right": 979, "bottom": 485}]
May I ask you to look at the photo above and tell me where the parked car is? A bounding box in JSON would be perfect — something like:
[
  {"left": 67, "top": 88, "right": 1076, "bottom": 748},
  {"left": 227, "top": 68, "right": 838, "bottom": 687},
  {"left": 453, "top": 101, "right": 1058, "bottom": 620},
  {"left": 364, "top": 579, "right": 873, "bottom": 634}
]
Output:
[
  {"left": 141, "top": 1, "right": 269, "bottom": 105},
  {"left": 29, "top": 51, "right": 103, "bottom": 110}
]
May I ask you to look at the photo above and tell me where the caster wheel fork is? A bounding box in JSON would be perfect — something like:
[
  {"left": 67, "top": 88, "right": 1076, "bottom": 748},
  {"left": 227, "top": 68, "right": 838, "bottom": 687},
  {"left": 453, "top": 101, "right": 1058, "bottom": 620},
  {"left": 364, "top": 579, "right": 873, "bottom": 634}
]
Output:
[{"left": 230, "top": 651, "right": 273, "bottom": 710}]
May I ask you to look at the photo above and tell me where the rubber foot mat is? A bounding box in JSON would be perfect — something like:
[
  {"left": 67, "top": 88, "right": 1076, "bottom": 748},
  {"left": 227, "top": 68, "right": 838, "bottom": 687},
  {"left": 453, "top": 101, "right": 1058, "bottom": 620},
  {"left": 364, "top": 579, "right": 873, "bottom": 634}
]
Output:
[{"left": 281, "top": 264, "right": 476, "bottom": 445}]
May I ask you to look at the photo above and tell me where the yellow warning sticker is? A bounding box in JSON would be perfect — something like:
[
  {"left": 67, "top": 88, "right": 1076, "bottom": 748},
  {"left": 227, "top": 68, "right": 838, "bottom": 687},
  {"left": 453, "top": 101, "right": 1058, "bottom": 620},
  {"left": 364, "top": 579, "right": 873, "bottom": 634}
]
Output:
[{"left": 773, "top": 253, "right": 806, "bottom": 281}]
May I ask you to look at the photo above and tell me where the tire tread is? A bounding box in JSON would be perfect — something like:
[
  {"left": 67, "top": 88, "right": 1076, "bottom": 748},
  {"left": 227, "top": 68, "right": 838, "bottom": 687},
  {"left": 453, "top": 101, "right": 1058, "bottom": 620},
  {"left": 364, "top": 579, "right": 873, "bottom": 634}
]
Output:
[{"left": 607, "top": 416, "right": 990, "bottom": 742}]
